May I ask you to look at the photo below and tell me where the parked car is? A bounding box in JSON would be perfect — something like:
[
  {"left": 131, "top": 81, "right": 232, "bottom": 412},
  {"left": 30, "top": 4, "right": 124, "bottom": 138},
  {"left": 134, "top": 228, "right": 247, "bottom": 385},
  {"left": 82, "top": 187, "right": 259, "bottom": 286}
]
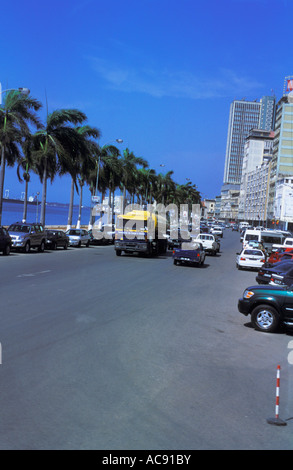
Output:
[
  {"left": 8, "top": 222, "right": 46, "bottom": 253},
  {"left": 89, "top": 224, "right": 115, "bottom": 245},
  {"left": 173, "top": 241, "right": 205, "bottom": 267},
  {"left": 238, "top": 283, "right": 293, "bottom": 332},
  {"left": 265, "top": 250, "right": 293, "bottom": 266},
  {"left": 236, "top": 248, "right": 266, "bottom": 270},
  {"left": 65, "top": 228, "right": 90, "bottom": 247},
  {"left": 232, "top": 224, "right": 239, "bottom": 231},
  {"left": 0, "top": 226, "right": 12, "bottom": 255},
  {"left": 45, "top": 230, "right": 69, "bottom": 250},
  {"left": 266, "top": 248, "right": 288, "bottom": 265},
  {"left": 269, "top": 265, "right": 293, "bottom": 287},
  {"left": 256, "top": 260, "right": 293, "bottom": 285}
]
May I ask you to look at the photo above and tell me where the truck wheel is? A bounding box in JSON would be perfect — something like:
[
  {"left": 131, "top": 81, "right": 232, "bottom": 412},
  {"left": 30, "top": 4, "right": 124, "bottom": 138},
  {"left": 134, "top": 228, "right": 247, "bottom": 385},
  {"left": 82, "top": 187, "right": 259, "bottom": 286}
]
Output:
[{"left": 251, "top": 304, "right": 280, "bottom": 333}]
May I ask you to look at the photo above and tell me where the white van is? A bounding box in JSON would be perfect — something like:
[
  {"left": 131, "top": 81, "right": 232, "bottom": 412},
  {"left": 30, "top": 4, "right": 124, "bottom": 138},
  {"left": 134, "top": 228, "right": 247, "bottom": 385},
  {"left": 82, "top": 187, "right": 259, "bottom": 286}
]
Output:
[
  {"left": 242, "top": 229, "right": 261, "bottom": 246},
  {"left": 260, "top": 231, "right": 286, "bottom": 253},
  {"left": 239, "top": 222, "right": 249, "bottom": 230}
]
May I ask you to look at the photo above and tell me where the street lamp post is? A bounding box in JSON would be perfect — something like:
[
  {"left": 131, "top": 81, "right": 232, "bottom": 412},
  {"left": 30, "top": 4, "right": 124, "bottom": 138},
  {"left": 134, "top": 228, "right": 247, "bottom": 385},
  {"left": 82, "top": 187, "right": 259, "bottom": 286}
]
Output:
[{"left": 0, "top": 83, "right": 30, "bottom": 104}]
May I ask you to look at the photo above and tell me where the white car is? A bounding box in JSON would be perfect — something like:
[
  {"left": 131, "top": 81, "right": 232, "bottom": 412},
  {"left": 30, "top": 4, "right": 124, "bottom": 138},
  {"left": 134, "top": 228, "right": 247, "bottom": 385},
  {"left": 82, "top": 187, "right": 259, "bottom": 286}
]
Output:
[
  {"left": 236, "top": 248, "right": 266, "bottom": 270},
  {"left": 65, "top": 229, "right": 90, "bottom": 247},
  {"left": 210, "top": 225, "right": 223, "bottom": 238}
]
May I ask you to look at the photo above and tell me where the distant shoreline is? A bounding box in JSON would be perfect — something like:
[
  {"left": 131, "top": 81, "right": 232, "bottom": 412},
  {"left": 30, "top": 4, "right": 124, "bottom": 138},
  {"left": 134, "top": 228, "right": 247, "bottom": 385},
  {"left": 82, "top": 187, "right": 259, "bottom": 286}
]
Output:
[
  {"left": 3, "top": 198, "right": 90, "bottom": 209},
  {"left": 4, "top": 198, "right": 37, "bottom": 205}
]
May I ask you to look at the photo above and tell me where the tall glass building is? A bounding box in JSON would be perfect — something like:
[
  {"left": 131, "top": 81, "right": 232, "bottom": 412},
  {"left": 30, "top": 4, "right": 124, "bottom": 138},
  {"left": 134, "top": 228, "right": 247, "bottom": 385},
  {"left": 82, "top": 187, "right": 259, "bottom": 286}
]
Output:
[{"left": 223, "top": 99, "right": 261, "bottom": 185}]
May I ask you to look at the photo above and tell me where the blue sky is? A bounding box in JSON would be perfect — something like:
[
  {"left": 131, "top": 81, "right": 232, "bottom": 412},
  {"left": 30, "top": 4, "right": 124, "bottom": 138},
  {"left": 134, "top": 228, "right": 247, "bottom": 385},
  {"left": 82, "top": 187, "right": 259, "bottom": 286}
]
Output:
[{"left": 1, "top": 0, "right": 292, "bottom": 205}]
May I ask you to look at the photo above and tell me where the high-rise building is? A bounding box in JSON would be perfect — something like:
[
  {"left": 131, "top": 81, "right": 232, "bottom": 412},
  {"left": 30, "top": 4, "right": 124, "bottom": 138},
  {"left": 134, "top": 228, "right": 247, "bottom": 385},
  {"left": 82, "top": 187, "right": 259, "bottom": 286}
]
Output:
[
  {"left": 267, "top": 86, "right": 293, "bottom": 226},
  {"left": 223, "top": 99, "right": 261, "bottom": 186},
  {"left": 238, "top": 129, "right": 274, "bottom": 221},
  {"left": 222, "top": 96, "right": 276, "bottom": 187}
]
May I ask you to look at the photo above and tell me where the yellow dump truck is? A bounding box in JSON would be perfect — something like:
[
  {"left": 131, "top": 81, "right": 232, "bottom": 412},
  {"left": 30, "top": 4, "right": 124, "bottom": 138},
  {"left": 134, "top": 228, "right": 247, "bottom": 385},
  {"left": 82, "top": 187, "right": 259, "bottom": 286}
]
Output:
[{"left": 114, "top": 210, "right": 167, "bottom": 256}]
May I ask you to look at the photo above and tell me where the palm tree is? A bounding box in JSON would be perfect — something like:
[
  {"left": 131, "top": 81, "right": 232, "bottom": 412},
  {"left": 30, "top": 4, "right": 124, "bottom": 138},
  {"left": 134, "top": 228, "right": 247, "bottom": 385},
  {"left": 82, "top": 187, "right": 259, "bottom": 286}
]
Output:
[
  {"left": 153, "top": 170, "right": 175, "bottom": 205},
  {"left": 65, "top": 125, "right": 100, "bottom": 229},
  {"left": 0, "top": 90, "right": 42, "bottom": 225},
  {"left": 120, "top": 148, "right": 148, "bottom": 210},
  {"left": 137, "top": 167, "right": 157, "bottom": 205},
  {"left": 99, "top": 146, "right": 122, "bottom": 225},
  {"left": 32, "top": 109, "right": 88, "bottom": 226},
  {"left": 17, "top": 136, "right": 35, "bottom": 222}
]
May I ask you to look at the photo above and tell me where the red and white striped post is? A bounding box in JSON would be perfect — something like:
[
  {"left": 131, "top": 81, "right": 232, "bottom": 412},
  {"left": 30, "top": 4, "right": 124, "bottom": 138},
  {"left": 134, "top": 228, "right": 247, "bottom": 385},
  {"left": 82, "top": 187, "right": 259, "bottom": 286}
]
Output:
[{"left": 267, "top": 365, "right": 287, "bottom": 426}]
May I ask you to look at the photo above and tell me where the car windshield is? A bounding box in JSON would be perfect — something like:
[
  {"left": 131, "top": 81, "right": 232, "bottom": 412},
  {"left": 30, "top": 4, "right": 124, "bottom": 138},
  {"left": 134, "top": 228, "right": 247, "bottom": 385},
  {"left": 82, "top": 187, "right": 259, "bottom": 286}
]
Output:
[
  {"left": 8, "top": 224, "right": 30, "bottom": 233},
  {"left": 68, "top": 230, "right": 80, "bottom": 235},
  {"left": 243, "top": 249, "right": 263, "bottom": 256},
  {"left": 245, "top": 234, "right": 259, "bottom": 241}
]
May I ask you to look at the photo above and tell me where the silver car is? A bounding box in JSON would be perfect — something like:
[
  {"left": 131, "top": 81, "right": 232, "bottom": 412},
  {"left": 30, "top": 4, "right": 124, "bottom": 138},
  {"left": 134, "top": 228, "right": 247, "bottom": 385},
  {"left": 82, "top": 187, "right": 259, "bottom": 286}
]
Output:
[
  {"left": 8, "top": 222, "right": 47, "bottom": 253},
  {"left": 65, "top": 229, "right": 90, "bottom": 247}
]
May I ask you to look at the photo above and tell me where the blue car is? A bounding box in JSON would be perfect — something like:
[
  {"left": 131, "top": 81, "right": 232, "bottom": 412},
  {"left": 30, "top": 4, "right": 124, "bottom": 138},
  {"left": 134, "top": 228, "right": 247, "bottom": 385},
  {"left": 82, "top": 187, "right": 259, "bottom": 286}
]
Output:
[{"left": 256, "top": 260, "right": 293, "bottom": 285}]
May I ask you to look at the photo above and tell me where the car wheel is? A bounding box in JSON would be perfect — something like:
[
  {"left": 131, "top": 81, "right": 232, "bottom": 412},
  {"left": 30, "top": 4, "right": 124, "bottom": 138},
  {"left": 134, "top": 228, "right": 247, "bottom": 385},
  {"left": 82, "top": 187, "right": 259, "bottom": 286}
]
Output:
[
  {"left": 38, "top": 241, "right": 45, "bottom": 252},
  {"left": 116, "top": 250, "right": 122, "bottom": 256},
  {"left": 251, "top": 304, "right": 280, "bottom": 333},
  {"left": 23, "top": 242, "right": 30, "bottom": 253},
  {"left": 173, "top": 259, "right": 178, "bottom": 265},
  {"left": 86, "top": 240, "right": 90, "bottom": 247},
  {"left": 237, "top": 264, "right": 242, "bottom": 270},
  {"left": 64, "top": 242, "right": 68, "bottom": 250},
  {"left": 3, "top": 244, "right": 11, "bottom": 256}
]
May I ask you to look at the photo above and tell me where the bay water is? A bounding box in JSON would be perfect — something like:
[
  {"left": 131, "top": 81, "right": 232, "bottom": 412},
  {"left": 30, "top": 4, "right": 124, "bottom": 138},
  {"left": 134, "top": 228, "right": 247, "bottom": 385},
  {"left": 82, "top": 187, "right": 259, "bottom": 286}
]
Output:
[{"left": 1, "top": 200, "right": 92, "bottom": 227}]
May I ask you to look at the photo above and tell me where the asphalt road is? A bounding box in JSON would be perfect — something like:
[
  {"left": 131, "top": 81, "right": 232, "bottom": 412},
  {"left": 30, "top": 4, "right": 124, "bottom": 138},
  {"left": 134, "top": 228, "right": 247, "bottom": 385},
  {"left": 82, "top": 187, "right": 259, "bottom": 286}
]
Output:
[{"left": 1, "top": 230, "right": 293, "bottom": 450}]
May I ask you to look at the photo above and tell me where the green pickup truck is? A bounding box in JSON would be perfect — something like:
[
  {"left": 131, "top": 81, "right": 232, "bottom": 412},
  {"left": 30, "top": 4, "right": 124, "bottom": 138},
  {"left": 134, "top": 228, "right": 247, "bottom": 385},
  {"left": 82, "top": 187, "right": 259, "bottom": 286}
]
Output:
[{"left": 238, "top": 284, "right": 293, "bottom": 332}]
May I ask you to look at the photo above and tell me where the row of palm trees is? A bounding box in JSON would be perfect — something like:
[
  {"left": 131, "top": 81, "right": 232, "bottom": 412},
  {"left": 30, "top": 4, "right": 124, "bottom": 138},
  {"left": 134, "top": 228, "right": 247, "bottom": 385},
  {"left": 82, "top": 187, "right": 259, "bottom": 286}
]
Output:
[{"left": 0, "top": 90, "right": 201, "bottom": 227}]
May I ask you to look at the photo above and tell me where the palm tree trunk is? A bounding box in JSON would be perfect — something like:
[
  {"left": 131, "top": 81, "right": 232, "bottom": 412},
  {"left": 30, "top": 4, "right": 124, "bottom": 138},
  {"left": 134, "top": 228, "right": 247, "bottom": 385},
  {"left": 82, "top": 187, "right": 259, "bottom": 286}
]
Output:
[
  {"left": 0, "top": 145, "right": 6, "bottom": 226},
  {"left": 122, "top": 185, "right": 127, "bottom": 212},
  {"left": 22, "top": 179, "right": 29, "bottom": 223},
  {"left": 88, "top": 187, "right": 97, "bottom": 230},
  {"left": 107, "top": 185, "right": 112, "bottom": 226},
  {"left": 77, "top": 182, "right": 83, "bottom": 229},
  {"left": 40, "top": 161, "right": 47, "bottom": 227},
  {"left": 67, "top": 178, "right": 75, "bottom": 230}
]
